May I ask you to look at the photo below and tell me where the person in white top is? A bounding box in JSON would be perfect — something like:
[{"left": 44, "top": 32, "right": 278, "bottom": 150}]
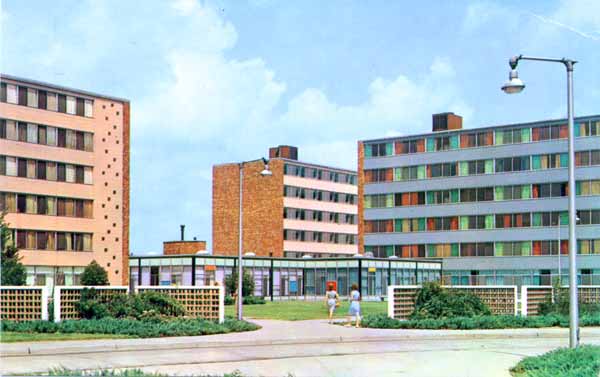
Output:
[{"left": 324, "top": 283, "right": 339, "bottom": 324}]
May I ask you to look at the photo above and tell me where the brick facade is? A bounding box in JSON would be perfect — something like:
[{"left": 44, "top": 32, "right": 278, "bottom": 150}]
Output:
[
  {"left": 357, "top": 141, "right": 365, "bottom": 254},
  {"left": 163, "top": 240, "right": 207, "bottom": 255}
]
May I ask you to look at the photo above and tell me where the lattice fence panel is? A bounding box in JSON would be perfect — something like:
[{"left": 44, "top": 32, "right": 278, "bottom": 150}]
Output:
[
  {"left": 54, "top": 286, "right": 128, "bottom": 322},
  {"left": 523, "top": 286, "right": 600, "bottom": 316},
  {"left": 136, "top": 286, "right": 224, "bottom": 323},
  {"left": 0, "top": 286, "right": 48, "bottom": 321}
]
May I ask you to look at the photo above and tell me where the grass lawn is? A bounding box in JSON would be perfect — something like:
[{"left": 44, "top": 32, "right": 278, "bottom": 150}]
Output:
[
  {"left": 510, "top": 345, "right": 600, "bottom": 377},
  {"left": 1, "top": 332, "right": 132, "bottom": 343},
  {"left": 225, "top": 300, "right": 387, "bottom": 320}
]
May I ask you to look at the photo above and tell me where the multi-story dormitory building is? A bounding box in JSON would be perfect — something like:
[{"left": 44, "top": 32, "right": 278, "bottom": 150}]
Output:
[
  {"left": 359, "top": 112, "right": 600, "bottom": 286},
  {"left": 0, "top": 75, "right": 130, "bottom": 288},
  {"left": 213, "top": 145, "right": 358, "bottom": 258}
]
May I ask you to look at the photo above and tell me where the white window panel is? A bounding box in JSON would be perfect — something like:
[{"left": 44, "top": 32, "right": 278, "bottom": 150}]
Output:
[
  {"left": 46, "top": 126, "right": 57, "bottom": 146},
  {"left": 5, "top": 120, "right": 17, "bottom": 140},
  {"left": 27, "top": 123, "right": 38, "bottom": 143},
  {"left": 84, "top": 99, "right": 93, "bottom": 117},
  {"left": 84, "top": 167, "right": 93, "bottom": 184},
  {"left": 66, "top": 96, "right": 76, "bottom": 114},
  {"left": 66, "top": 164, "right": 75, "bottom": 183},
  {"left": 27, "top": 88, "right": 38, "bottom": 108},
  {"left": 6, "top": 84, "right": 17, "bottom": 104},
  {"left": 47, "top": 92, "right": 58, "bottom": 111},
  {"left": 6, "top": 156, "right": 17, "bottom": 176}
]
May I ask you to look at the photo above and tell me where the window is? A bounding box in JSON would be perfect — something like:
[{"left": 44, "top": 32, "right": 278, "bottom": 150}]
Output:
[
  {"left": 66, "top": 96, "right": 76, "bottom": 114},
  {"left": 27, "top": 88, "right": 38, "bottom": 108},
  {"left": 26, "top": 123, "right": 38, "bottom": 143},
  {"left": 84, "top": 100, "right": 93, "bottom": 117},
  {"left": 6, "top": 84, "right": 18, "bottom": 104},
  {"left": 47, "top": 92, "right": 58, "bottom": 111}
]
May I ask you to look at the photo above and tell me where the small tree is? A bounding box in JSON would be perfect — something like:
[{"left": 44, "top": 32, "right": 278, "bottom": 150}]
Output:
[
  {"left": 80, "top": 260, "right": 109, "bottom": 286},
  {"left": 225, "top": 270, "right": 255, "bottom": 297},
  {"left": 1, "top": 212, "right": 26, "bottom": 286}
]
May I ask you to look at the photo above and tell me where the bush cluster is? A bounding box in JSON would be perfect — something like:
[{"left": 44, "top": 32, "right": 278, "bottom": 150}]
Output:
[
  {"left": 224, "top": 295, "right": 266, "bottom": 306},
  {"left": 411, "top": 281, "right": 491, "bottom": 319},
  {"left": 538, "top": 281, "right": 600, "bottom": 317},
  {"left": 510, "top": 345, "right": 600, "bottom": 377},
  {"left": 2, "top": 317, "right": 260, "bottom": 338},
  {"left": 361, "top": 313, "right": 600, "bottom": 330},
  {"left": 75, "top": 289, "right": 186, "bottom": 320}
]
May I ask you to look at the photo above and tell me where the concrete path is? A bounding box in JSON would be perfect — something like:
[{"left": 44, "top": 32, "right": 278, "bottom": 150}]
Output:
[{"left": 2, "top": 320, "right": 599, "bottom": 376}]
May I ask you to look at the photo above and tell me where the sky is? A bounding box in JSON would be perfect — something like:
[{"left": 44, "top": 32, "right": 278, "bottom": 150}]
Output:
[{"left": 1, "top": 0, "right": 599, "bottom": 254}]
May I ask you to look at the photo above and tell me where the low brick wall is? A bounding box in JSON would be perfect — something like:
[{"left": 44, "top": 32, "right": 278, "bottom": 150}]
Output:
[
  {"left": 387, "top": 285, "right": 518, "bottom": 320},
  {"left": 136, "top": 286, "right": 224, "bottom": 323},
  {"left": 522, "top": 286, "right": 600, "bottom": 316},
  {"left": 53, "top": 286, "right": 129, "bottom": 322},
  {"left": 0, "top": 286, "right": 49, "bottom": 321}
]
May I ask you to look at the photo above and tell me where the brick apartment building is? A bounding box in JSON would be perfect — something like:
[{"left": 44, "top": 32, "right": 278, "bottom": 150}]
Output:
[
  {"left": 213, "top": 146, "right": 358, "bottom": 258},
  {"left": 359, "top": 112, "right": 600, "bottom": 286},
  {"left": 0, "top": 74, "right": 130, "bottom": 287}
]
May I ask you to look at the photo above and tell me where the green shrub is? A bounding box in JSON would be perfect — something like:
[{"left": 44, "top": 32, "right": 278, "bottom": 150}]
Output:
[
  {"left": 80, "top": 261, "right": 109, "bottom": 286},
  {"left": 510, "top": 345, "right": 600, "bottom": 377},
  {"left": 224, "top": 271, "right": 255, "bottom": 297},
  {"left": 2, "top": 317, "right": 260, "bottom": 338},
  {"left": 538, "top": 284, "right": 600, "bottom": 316},
  {"left": 411, "top": 281, "right": 491, "bottom": 319},
  {"left": 361, "top": 313, "right": 600, "bottom": 330},
  {"left": 224, "top": 295, "right": 266, "bottom": 306}
]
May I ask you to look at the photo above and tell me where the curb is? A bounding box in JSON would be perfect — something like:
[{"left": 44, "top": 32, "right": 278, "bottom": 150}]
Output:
[{"left": 3, "top": 329, "right": 600, "bottom": 357}]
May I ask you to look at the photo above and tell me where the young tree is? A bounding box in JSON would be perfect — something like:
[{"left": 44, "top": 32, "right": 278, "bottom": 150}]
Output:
[
  {"left": 80, "top": 260, "right": 109, "bottom": 286},
  {"left": 225, "top": 270, "right": 255, "bottom": 297},
  {"left": 1, "top": 212, "right": 26, "bottom": 286}
]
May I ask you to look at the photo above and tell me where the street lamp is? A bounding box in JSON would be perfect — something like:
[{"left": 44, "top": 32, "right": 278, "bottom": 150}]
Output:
[
  {"left": 502, "top": 54, "right": 579, "bottom": 348},
  {"left": 237, "top": 157, "right": 271, "bottom": 320}
]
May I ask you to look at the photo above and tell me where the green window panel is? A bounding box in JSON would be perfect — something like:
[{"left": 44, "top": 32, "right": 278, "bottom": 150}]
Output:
[
  {"left": 495, "top": 243, "right": 504, "bottom": 256},
  {"left": 385, "top": 245, "right": 394, "bottom": 257},
  {"left": 495, "top": 130, "right": 504, "bottom": 145},
  {"left": 426, "top": 245, "right": 436, "bottom": 258},
  {"left": 426, "top": 138, "right": 435, "bottom": 152},
  {"left": 450, "top": 135, "right": 459, "bottom": 149},
  {"left": 459, "top": 216, "right": 469, "bottom": 230},
  {"left": 560, "top": 212, "right": 569, "bottom": 225},
  {"left": 532, "top": 155, "right": 541, "bottom": 170},
  {"left": 522, "top": 185, "right": 531, "bottom": 199},
  {"left": 386, "top": 194, "right": 394, "bottom": 208},
  {"left": 451, "top": 244, "right": 459, "bottom": 257},
  {"left": 485, "top": 215, "right": 494, "bottom": 229},
  {"left": 418, "top": 218, "right": 426, "bottom": 231},
  {"left": 426, "top": 191, "right": 434, "bottom": 204},
  {"left": 459, "top": 162, "right": 469, "bottom": 176},
  {"left": 450, "top": 189, "right": 459, "bottom": 203},
  {"left": 522, "top": 242, "right": 531, "bottom": 256},
  {"left": 365, "top": 145, "right": 373, "bottom": 158},
  {"left": 364, "top": 196, "right": 372, "bottom": 209},
  {"left": 485, "top": 160, "right": 494, "bottom": 174},
  {"left": 576, "top": 181, "right": 582, "bottom": 195},
  {"left": 364, "top": 245, "right": 373, "bottom": 253},
  {"left": 560, "top": 153, "right": 568, "bottom": 167},
  {"left": 417, "top": 165, "right": 426, "bottom": 179},
  {"left": 394, "top": 168, "right": 403, "bottom": 181},
  {"left": 385, "top": 143, "right": 393, "bottom": 156},
  {"left": 575, "top": 124, "right": 581, "bottom": 137},
  {"left": 394, "top": 219, "right": 402, "bottom": 233},
  {"left": 532, "top": 213, "right": 542, "bottom": 227},
  {"left": 495, "top": 186, "right": 504, "bottom": 201},
  {"left": 522, "top": 128, "right": 531, "bottom": 142}
]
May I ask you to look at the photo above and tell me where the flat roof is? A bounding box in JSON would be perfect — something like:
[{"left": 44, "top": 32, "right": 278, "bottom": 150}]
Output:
[
  {"left": 1, "top": 73, "right": 129, "bottom": 103},
  {"left": 214, "top": 157, "right": 356, "bottom": 175},
  {"left": 361, "top": 114, "right": 600, "bottom": 144}
]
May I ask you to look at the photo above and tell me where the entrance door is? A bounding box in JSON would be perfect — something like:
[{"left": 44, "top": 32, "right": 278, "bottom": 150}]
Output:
[{"left": 150, "top": 267, "right": 159, "bottom": 286}]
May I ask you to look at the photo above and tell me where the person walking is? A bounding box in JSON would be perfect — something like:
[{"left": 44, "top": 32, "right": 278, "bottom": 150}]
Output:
[
  {"left": 324, "top": 283, "right": 339, "bottom": 324},
  {"left": 348, "top": 283, "right": 361, "bottom": 328}
]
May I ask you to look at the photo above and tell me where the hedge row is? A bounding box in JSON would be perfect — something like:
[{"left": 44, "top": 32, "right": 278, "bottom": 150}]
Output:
[
  {"left": 361, "top": 313, "right": 600, "bottom": 330},
  {"left": 510, "top": 345, "right": 600, "bottom": 377},
  {"left": 2, "top": 317, "right": 259, "bottom": 338}
]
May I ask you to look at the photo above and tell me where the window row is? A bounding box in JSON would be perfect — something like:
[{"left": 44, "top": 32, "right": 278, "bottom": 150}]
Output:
[
  {"left": 364, "top": 119, "right": 600, "bottom": 158},
  {"left": 284, "top": 164, "right": 357, "bottom": 185},
  {"left": 0, "top": 156, "right": 93, "bottom": 184},
  {"left": 283, "top": 229, "right": 356, "bottom": 244},
  {"left": 364, "top": 210, "right": 600, "bottom": 233},
  {"left": 365, "top": 239, "right": 600, "bottom": 258},
  {"left": 364, "top": 180, "right": 600, "bottom": 209},
  {"left": 0, "top": 119, "right": 94, "bottom": 151},
  {"left": 11, "top": 229, "right": 93, "bottom": 252},
  {"left": 283, "top": 207, "right": 356, "bottom": 224},
  {"left": 0, "top": 192, "right": 93, "bottom": 218},
  {"left": 0, "top": 82, "right": 93, "bottom": 117},
  {"left": 364, "top": 150, "right": 600, "bottom": 183},
  {"left": 284, "top": 185, "right": 357, "bottom": 204}
]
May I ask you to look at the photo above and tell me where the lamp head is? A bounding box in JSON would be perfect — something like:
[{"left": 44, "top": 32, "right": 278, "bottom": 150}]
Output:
[{"left": 501, "top": 69, "right": 525, "bottom": 94}]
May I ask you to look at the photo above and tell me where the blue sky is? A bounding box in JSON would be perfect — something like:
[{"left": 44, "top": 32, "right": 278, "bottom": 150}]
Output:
[{"left": 2, "top": 0, "right": 599, "bottom": 253}]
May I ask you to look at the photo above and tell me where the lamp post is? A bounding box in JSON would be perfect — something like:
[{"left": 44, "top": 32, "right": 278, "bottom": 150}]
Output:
[
  {"left": 502, "top": 54, "right": 579, "bottom": 348},
  {"left": 237, "top": 158, "right": 272, "bottom": 320}
]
